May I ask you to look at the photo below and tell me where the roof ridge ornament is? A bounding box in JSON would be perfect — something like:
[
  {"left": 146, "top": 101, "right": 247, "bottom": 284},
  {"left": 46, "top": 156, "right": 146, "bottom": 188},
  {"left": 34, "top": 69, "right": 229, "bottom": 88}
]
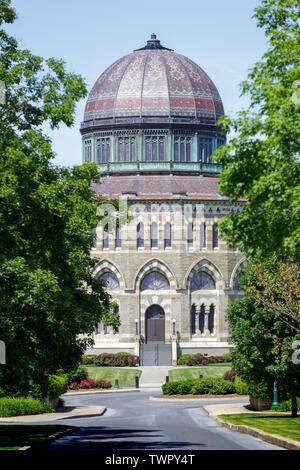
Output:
[{"left": 134, "top": 33, "right": 174, "bottom": 51}]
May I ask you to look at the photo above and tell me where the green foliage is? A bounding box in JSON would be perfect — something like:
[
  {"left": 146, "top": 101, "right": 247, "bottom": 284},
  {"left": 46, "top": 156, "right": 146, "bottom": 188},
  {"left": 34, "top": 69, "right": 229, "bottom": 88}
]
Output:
[
  {"left": 0, "top": 1, "right": 122, "bottom": 395},
  {"left": 46, "top": 374, "right": 68, "bottom": 399},
  {"left": 83, "top": 353, "right": 139, "bottom": 367},
  {"left": 226, "top": 291, "right": 300, "bottom": 396},
  {"left": 81, "top": 356, "right": 96, "bottom": 366},
  {"left": 213, "top": 0, "right": 300, "bottom": 263},
  {"left": 247, "top": 380, "right": 272, "bottom": 400},
  {"left": 162, "top": 377, "right": 236, "bottom": 396},
  {"left": 234, "top": 376, "right": 249, "bottom": 395},
  {"left": 67, "top": 366, "right": 88, "bottom": 385},
  {"left": 183, "top": 353, "right": 231, "bottom": 366},
  {"left": 276, "top": 397, "right": 300, "bottom": 412},
  {"left": 222, "top": 370, "right": 237, "bottom": 383},
  {"left": 0, "top": 398, "right": 54, "bottom": 417},
  {"left": 177, "top": 354, "right": 194, "bottom": 365}
]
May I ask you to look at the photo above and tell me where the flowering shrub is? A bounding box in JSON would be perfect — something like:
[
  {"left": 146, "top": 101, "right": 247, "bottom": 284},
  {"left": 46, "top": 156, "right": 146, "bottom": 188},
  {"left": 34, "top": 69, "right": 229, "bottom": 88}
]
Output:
[{"left": 68, "top": 377, "right": 112, "bottom": 391}]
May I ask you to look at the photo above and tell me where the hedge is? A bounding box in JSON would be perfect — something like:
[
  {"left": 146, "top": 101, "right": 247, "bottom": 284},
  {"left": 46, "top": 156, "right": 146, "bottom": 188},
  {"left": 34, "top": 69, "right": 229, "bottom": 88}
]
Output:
[
  {"left": 0, "top": 398, "right": 54, "bottom": 417},
  {"left": 177, "top": 353, "right": 231, "bottom": 366},
  {"left": 162, "top": 377, "right": 236, "bottom": 396},
  {"left": 82, "top": 353, "right": 139, "bottom": 367}
]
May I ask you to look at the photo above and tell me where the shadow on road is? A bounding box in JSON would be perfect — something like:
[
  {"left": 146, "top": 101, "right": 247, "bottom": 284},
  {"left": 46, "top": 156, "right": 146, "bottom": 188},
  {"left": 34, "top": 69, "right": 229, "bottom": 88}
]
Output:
[{"left": 42, "top": 426, "right": 206, "bottom": 450}]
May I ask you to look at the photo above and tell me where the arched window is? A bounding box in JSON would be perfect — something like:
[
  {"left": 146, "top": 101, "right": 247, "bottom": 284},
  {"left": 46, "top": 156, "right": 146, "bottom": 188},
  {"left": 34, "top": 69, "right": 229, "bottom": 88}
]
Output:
[
  {"left": 174, "top": 136, "right": 191, "bottom": 162},
  {"left": 99, "top": 272, "right": 120, "bottom": 291},
  {"left": 208, "top": 304, "right": 215, "bottom": 333},
  {"left": 150, "top": 222, "right": 158, "bottom": 248},
  {"left": 115, "top": 226, "right": 121, "bottom": 248},
  {"left": 137, "top": 222, "right": 144, "bottom": 248},
  {"left": 140, "top": 272, "right": 170, "bottom": 291},
  {"left": 164, "top": 222, "right": 171, "bottom": 248},
  {"left": 103, "top": 225, "right": 109, "bottom": 249},
  {"left": 191, "top": 304, "right": 196, "bottom": 334},
  {"left": 190, "top": 271, "right": 215, "bottom": 291},
  {"left": 199, "top": 304, "right": 205, "bottom": 333},
  {"left": 213, "top": 223, "right": 218, "bottom": 248},
  {"left": 187, "top": 222, "right": 193, "bottom": 248},
  {"left": 233, "top": 270, "right": 244, "bottom": 291},
  {"left": 97, "top": 138, "right": 110, "bottom": 163},
  {"left": 198, "top": 137, "right": 213, "bottom": 163},
  {"left": 200, "top": 222, "right": 206, "bottom": 248},
  {"left": 145, "top": 136, "right": 165, "bottom": 161},
  {"left": 92, "top": 228, "right": 97, "bottom": 248}
]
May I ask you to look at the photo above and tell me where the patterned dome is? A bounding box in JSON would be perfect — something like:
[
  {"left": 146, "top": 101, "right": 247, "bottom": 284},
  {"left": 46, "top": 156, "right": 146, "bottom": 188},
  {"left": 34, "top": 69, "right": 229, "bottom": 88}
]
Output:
[{"left": 84, "top": 35, "right": 224, "bottom": 125}]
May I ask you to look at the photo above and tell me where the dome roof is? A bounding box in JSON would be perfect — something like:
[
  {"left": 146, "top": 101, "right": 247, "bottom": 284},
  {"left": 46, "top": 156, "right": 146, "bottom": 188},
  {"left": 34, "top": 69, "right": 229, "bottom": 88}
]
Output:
[{"left": 84, "top": 35, "right": 224, "bottom": 126}]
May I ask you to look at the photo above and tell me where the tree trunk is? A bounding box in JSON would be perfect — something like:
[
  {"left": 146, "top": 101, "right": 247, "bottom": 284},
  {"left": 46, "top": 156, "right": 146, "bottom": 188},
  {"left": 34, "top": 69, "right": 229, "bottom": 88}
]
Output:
[{"left": 291, "top": 390, "right": 297, "bottom": 418}]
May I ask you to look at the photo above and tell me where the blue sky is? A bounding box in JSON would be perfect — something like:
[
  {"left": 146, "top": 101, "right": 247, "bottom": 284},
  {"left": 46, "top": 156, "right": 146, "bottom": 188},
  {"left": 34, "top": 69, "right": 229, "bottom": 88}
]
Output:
[{"left": 7, "top": 0, "right": 267, "bottom": 167}]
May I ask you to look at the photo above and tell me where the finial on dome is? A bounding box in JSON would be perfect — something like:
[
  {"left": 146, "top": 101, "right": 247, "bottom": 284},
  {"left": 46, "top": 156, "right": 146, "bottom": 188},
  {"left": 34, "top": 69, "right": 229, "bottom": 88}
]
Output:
[{"left": 134, "top": 34, "right": 174, "bottom": 52}]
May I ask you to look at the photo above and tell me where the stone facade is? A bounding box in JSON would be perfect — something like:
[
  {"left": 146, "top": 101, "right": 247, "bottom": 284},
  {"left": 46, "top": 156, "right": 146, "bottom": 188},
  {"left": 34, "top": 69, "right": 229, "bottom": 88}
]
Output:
[
  {"left": 86, "top": 198, "right": 246, "bottom": 359},
  {"left": 81, "top": 35, "right": 246, "bottom": 363}
]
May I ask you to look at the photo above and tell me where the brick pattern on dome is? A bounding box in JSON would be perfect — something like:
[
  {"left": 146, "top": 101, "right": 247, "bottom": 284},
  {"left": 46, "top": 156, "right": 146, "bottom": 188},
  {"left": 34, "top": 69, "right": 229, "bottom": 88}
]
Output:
[{"left": 84, "top": 49, "right": 224, "bottom": 123}]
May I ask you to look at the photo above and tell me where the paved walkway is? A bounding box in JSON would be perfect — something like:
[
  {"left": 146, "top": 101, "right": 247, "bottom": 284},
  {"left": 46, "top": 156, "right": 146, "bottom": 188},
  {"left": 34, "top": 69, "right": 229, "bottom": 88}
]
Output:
[
  {"left": 138, "top": 366, "right": 173, "bottom": 390},
  {"left": 0, "top": 406, "right": 106, "bottom": 423}
]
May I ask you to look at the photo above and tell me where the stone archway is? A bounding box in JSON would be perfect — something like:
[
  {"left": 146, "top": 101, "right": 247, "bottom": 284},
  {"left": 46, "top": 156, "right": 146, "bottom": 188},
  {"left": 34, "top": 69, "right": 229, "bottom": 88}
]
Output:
[{"left": 145, "top": 304, "right": 165, "bottom": 344}]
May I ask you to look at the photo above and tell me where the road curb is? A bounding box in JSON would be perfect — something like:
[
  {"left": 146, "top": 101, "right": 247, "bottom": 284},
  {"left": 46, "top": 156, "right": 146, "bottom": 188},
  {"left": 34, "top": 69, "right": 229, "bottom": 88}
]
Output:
[
  {"left": 203, "top": 408, "right": 300, "bottom": 450},
  {"left": 0, "top": 406, "right": 107, "bottom": 423},
  {"left": 18, "top": 427, "right": 76, "bottom": 451}
]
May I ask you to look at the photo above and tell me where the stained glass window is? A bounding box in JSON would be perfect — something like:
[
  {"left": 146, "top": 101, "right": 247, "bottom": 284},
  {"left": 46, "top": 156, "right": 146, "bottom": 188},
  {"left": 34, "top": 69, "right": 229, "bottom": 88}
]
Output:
[
  {"left": 190, "top": 272, "right": 215, "bottom": 291},
  {"left": 99, "top": 272, "right": 120, "bottom": 291},
  {"left": 140, "top": 272, "right": 170, "bottom": 291}
]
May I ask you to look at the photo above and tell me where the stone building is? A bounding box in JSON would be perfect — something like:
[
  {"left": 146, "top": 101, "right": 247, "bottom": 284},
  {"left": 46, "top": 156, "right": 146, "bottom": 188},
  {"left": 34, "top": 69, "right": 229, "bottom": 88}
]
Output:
[{"left": 81, "top": 35, "right": 246, "bottom": 365}]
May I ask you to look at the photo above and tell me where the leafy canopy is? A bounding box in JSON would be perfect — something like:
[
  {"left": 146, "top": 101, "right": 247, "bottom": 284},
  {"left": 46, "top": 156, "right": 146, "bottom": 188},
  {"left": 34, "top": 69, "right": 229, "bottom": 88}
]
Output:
[
  {"left": 214, "top": 0, "right": 300, "bottom": 262},
  {"left": 0, "top": 0, "right": 120, "bottom": 394}
]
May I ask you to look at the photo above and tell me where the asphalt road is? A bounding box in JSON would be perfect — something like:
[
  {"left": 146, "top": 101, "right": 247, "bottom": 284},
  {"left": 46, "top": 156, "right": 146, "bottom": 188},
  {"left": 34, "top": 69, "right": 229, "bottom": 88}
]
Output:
[{"left": 33, "top": 391, "right": 284, "bottom": 451}]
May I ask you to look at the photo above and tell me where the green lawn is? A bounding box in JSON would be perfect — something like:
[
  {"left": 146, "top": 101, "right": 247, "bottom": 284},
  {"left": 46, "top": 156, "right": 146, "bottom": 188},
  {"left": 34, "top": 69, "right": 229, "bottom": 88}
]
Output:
[
  {"left": 169, "top": 364, "right": 232, "bottom": 381},
  {"left": 0, "top": 425, "right": 72, "bottom": 450},
  {"left": 85, "top": 366, "right": 142, "bottom": 387},
  {"left": 218, "top": 414, "right": 300, "bottom": 443}
]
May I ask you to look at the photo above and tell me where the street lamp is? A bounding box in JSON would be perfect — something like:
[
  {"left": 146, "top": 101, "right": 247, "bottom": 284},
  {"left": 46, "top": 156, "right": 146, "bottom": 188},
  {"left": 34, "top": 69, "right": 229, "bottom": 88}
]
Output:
[
  {"left": 172, "top": 319, "right": 176, "bottom": 336},
  {"left": 135, "top": 319, "right": 139, "bottom": 336},
  {"left": 271, "top": 380, "right": 279, "bottom": 409}
]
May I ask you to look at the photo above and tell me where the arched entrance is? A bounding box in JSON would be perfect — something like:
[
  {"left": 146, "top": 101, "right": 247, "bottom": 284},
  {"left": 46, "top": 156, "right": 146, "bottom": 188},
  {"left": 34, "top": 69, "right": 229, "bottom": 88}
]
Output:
[{"left": 145, "top": 305, "right": 165, "bottom": 344}]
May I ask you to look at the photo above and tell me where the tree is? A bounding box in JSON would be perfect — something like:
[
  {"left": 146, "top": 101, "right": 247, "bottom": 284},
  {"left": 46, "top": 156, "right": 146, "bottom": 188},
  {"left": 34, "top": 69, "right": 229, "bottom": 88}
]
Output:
[
  {"left": 228, "top": 264, "right": 300, "bottom": 417},
  {"left": 0, "top": 1, "right": 120, "bottom": 395},
  {"left": 214, "top": 0, "right": 300, "bottom": 262},
  {"left": 245, "top": 258, "right": 300, "bottom": 332}
]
